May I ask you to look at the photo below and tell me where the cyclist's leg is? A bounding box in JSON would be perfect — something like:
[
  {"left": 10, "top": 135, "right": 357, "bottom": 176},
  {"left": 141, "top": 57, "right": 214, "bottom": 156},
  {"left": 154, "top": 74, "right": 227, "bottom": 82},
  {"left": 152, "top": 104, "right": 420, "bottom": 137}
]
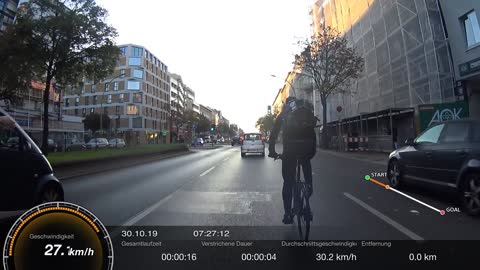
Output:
[{"left": 281, "top": 155, "right": 296, "bottom": 223}]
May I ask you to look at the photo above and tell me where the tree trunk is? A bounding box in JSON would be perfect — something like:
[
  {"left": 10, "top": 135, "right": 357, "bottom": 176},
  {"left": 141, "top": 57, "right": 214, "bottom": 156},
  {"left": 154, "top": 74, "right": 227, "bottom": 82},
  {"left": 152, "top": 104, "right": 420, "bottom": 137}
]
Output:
[
  {"left": 321, "top": 96, "right": 328, "bottom": 149},
  {"left": 42, "top": 74, "right": 53, "bottom": 155}
]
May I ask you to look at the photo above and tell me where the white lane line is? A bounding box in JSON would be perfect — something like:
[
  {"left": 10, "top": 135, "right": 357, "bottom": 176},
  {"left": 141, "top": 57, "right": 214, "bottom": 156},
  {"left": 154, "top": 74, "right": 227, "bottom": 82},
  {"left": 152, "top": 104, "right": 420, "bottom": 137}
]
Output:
[
  {"left": 110, "top": 193, "right": 175, "bottom": 238},
  {"left": 343, "top": 192, "right": 424, "bottom": 241},
  {"left": 223, "top": 157, "right": 230, "bottom": 162},
  {"left": 389, "top": 187, "right": 442, "bottom": 213},
  {"left": 200, "top": 166, "right": 216, "bottom": 177}
]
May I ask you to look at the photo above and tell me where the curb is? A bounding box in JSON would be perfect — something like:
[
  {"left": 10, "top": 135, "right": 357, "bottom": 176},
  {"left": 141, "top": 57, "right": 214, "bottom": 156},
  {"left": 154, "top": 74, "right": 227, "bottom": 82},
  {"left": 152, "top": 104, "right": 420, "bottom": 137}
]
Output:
[{"left": 55, "top": 150, "right": 192, "bottom": 181}]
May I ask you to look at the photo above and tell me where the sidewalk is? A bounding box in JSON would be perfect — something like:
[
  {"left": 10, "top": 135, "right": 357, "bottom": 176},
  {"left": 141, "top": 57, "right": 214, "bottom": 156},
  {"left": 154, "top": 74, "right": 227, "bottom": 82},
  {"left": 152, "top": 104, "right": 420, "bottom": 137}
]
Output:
[{"left": 317, "top": 149, "right": 389, "bottom": 166}]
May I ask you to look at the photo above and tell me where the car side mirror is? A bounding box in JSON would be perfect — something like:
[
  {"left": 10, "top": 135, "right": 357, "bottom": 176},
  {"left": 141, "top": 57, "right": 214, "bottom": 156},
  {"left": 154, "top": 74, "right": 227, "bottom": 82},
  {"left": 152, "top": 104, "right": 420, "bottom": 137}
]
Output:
[{"left": 405, "top": 138, "right": 415, "bottom": 146}]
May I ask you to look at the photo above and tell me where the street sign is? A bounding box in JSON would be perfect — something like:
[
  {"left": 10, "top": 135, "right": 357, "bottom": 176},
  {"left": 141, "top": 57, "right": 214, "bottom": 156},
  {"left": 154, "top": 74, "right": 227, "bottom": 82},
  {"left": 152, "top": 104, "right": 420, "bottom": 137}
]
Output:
[
  {"left": 162, "top": 130, "right": 167, "bottom": 136},
  {"left": 336, "top": 106, "right": 343, "bottom": 112}
]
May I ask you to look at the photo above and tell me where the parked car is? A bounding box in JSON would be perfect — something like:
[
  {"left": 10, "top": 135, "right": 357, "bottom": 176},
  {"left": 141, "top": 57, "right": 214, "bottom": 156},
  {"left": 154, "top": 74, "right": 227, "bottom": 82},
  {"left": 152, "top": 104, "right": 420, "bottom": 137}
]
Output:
[
  {"left": 109, "top": 138, "right": 126, "bottom": 148},
  {"left": 241, "top": 133, "right": 265, "bottom": 158},
  {"left": 86, "top": 138, "right": 109, "bottom": 149},
  {"left": 0, "top": 107, "right": 64, "bottom": 212},
  {"left": 193, "top": 138, "right": 204, "bottom": 146},
  {"left": 387, "top": 119, "right": 480, "bottom": 215},
  {"left": 219, "top": 137, "right": 225, "bottom": 143},
  {"left": 65, "top": 138, "right": 86, "bottom": 151},
  {"left": 204, "top": 136, "right": 212, "bottom": 144},
  {"left": 47, "top": 139, "right": 58, "bottom": 152}
]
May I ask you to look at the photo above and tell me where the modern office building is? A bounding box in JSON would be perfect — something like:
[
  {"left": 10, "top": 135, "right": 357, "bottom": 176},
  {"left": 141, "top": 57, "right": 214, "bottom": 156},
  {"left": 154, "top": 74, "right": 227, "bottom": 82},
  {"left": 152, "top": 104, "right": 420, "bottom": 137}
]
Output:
[
  {"left": 439, "top": 0, "right": 480, "bottom": 120},
  {"left": 310, "top": 0, "right": 468, "bottom": 150},
  {"left": 63, "top": 44, "right": 171, "bottom": 145},
  {"left": 0, "top": 0, "right": 18, "bottom": 32},
  {"left": 0, "top": 81, "right": 84, "bottom": 147},
  {"left": 169, "top": 73, "right": 186, "bottom": 115}
]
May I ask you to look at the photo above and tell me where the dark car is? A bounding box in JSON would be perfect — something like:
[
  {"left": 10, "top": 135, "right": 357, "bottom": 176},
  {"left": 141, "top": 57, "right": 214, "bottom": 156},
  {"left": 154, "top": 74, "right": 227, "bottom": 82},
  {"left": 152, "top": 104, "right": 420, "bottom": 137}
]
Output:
[
  {"left": 0, "top": 108, "right": 64, "bottom": 212},
  {"left": 231, "top": 136, "right": 240, "bottom": 146},
  {"left": 387, "top": 119, "right": 480, "bottom": 215},
  {"left": 47, "top": 139, "right": 58, "bottom": 152}
]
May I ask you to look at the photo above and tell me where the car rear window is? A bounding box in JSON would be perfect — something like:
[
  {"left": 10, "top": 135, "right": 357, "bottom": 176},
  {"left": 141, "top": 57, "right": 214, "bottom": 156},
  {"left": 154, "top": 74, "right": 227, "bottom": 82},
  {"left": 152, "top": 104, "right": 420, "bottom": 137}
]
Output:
[
  {"left": 244, "top": 134, "right": 261, "bottom": 140},
  {"left": 442, "top": 123, "right": 470, "bottom": 143}
]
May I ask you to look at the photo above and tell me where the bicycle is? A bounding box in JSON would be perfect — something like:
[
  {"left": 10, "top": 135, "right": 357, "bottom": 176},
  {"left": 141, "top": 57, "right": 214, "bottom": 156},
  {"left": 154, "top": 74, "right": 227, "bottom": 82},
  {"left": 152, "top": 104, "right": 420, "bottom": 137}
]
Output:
[{"left": 275, "top": 154, "right": 312, "bottom": 241}]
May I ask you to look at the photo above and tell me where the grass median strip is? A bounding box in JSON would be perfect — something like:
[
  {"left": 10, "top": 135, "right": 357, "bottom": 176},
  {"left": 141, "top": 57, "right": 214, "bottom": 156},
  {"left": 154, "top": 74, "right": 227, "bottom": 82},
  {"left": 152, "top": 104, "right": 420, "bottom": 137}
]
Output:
[{"left": 47, "top": 144, "right": 189, "bottom": 166}]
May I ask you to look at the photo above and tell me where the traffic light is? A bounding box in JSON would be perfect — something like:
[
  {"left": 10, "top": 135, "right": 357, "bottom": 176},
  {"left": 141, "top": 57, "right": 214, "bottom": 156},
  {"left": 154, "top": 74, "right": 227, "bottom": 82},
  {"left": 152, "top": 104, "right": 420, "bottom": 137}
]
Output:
[{"left": 210, "top": 124, "right": 216, "bottom": 132}]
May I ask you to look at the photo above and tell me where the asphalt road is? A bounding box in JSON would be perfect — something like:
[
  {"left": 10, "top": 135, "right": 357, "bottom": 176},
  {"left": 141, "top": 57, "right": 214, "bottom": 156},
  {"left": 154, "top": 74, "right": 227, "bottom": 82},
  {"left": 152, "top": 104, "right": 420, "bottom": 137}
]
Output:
[{"left": 61, "top": 145, "right": 480, "bottom": 240}]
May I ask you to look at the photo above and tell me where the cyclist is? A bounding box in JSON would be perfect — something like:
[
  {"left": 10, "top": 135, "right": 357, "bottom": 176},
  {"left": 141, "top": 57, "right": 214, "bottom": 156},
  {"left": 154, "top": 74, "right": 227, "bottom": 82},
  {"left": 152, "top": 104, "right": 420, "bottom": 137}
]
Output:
[{"left": 268, "top": 96, "right": 317, "bottom": 224}]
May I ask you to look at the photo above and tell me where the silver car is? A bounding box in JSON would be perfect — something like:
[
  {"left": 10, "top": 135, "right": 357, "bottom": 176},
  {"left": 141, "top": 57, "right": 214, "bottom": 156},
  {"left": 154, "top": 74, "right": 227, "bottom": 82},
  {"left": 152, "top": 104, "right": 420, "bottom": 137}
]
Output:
[
  {"left": 108, "top": 138, "right": 126, "bottom": 148},
  {"left": 86, "top": 138, "right": 109, "bottom": 149}
]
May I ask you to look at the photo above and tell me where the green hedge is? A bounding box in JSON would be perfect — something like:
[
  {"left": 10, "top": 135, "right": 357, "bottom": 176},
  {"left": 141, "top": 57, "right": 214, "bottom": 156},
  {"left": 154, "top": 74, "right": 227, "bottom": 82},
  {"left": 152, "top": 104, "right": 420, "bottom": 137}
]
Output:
[{"left": 47, "top": 144, "right": 189, "bottom": 166}]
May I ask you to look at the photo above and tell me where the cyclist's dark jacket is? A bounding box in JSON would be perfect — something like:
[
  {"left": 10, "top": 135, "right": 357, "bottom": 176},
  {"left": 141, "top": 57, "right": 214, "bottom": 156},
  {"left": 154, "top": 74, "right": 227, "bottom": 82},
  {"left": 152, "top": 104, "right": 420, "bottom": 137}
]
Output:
[{"left": 268, "top": 105, "right": 316, "bottom": 159}]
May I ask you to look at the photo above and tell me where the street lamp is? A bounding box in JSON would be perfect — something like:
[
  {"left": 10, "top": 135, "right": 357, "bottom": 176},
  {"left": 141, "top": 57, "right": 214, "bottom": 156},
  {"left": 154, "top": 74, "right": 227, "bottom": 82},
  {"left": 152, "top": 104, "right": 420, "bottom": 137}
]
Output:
[
  {"left": 100, "top": 73, "right": 125, "bottom": 136},
  {"left": 270, "top": 74, "right": 297, "bottom": 97}
]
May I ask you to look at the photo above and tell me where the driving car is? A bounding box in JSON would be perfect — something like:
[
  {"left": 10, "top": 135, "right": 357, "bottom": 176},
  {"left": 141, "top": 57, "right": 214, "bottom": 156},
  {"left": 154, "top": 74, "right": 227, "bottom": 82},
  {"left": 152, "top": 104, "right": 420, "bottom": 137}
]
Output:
[
  {"left": 387, "top": 119, "right": 480, "bottom": 215},
  {"left": 0, "top": 107, "right": 64, "bottom": 212},
  {"left": 86, "top": 138, "right": 109, "bottom": 149},
  {"left": 65, "top": 138, "right": 86, "bottom": 151},
  {"left": 231, "top": 136, "right": 240, "bottom": 146},
  {"left": 109, "top": 138, "right": 126, "bottom": 148},
  {"left": 241, "top": 133, "right": 265, "bottom": 158}
]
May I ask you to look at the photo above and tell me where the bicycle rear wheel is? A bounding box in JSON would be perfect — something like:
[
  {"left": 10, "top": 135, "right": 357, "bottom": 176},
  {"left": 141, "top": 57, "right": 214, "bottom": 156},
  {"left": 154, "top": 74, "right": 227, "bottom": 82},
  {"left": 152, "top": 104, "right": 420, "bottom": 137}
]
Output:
[{"left": 296, "top": 184, "right": 311, "bottom": 241}]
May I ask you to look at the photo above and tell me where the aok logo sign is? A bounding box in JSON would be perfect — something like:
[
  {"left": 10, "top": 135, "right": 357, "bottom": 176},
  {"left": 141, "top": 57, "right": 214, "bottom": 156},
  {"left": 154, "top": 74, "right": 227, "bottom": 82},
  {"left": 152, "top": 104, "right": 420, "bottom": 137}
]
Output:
[{"left": 428, "top": 108, "right": 463, "bottom": 126}]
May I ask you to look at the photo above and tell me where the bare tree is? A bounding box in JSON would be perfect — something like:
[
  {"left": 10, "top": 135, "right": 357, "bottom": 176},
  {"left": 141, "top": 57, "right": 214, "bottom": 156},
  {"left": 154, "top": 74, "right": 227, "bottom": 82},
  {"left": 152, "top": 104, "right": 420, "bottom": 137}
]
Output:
[{"left": 294, "top": 25, "right": 364, "bottom": 148}]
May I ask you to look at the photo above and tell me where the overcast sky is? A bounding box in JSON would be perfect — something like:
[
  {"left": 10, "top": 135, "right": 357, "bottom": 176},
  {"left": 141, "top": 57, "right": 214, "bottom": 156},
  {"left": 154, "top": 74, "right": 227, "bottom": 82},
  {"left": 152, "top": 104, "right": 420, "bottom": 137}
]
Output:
[{"left": 96, "top": 0, "right": 313, "bottom": 132}]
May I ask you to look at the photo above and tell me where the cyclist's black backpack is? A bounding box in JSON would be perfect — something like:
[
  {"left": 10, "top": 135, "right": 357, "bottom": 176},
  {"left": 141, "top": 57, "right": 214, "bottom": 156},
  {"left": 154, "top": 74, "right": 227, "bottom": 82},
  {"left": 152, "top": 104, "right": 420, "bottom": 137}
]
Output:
[{"left": 282, "top": 99, "right": 317, "bottom": 159}]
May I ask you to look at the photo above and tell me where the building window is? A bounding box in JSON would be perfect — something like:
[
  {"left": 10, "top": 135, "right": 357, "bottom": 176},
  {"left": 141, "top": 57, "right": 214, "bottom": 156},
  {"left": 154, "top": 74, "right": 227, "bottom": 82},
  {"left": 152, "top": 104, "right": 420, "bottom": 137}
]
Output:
[
  {"left": 75, "top": 97, "right": 79, "bottom": 106},
  {"left": 82, "top": 108, "right": 86, "bottom": 116},
  {"left": 85, "top": 96, "right": 89, "bottom": 105},
  {"left": 65, "top": 98, "right": 69, "bottom": 107},
  {"left": 462, "top": 11, "right": 480, "bottom": 48},
  {"left": 133, "top": 69, "right": 143, "bottom": 79},
  {"left": 120, "top": 69, "right": 126, "bottom": 76},
  {"left": 116, "top": 106, "right": 121, "bottom": 114},
  {"left": 127, "top": 81, "right": 140, "bottom": 90},
  {"left": 132, "top": 47, "right": 143, "bottom": 57},
  {"left": 113, "top": 81, "right": 119, "bottom": 91},
  {"left": 127, "top": 105, "right": 139, "bottom": 115},
  {"left": 134, "top": 93, "right": 142, "bottom": 103},
  {"left": 128, "top": 57, "right": 142, "bottom": 66},
  {"left": 119, "top": 46, "right": 127, "bottom": 55},
  {"left": 93, "top": 95, "right": 97, "bottom": 105},
  {"left": 104, "top": 107, "right": 108, "bottom": 114},
  {"left": 119, "top": 93, "right": 125, "bottom": 103},
  {"left": 132, "top": 117, "right": 142, "bottom": 128},
  {"left": 81, "top": 87, "right": 85, "bottom": 94},
  {"left": 107, "top": 94, "right": 112, "bottom": 104},
  {"left": 105, "top": 83, "right": 110, "bottom": 92},
  {"left": 90, "top": 107, "right": 95, "bottom": 113},
  {"left": 75, "top": 108, "right": 78, "bottom": 116},
  {"left": 91, "top": 84, "right": 96, "bottom": 93}
]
